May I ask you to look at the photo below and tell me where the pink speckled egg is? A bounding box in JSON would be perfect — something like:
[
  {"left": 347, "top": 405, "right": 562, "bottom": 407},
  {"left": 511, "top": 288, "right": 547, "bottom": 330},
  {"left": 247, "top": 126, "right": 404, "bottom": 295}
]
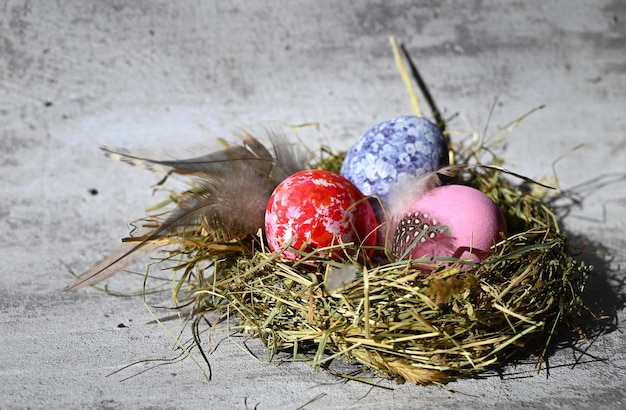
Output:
[
  {"left": 265, "top": 170, "right": 378, "bottom": 259},
  {"left": 392, "top": 185, "right": 507, "bottom": 264}
]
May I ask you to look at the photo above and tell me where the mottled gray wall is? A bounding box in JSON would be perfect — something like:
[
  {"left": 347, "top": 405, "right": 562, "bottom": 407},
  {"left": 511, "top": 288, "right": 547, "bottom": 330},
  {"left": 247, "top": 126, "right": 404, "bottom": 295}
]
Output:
[{"left": 1, "top": 1, "right": 625, "bottom": 408}]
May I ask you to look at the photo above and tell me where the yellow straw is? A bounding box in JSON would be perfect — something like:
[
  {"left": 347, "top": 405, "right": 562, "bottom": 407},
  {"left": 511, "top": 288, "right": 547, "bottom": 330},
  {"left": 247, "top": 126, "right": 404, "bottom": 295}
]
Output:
[{"left": 390, "top": 36, "right": 422, "bottom": 117}]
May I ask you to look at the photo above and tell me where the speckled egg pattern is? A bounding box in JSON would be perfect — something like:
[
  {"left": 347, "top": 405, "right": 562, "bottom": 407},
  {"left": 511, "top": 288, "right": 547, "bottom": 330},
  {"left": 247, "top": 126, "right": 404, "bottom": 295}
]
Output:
[
  {"left": 392, "top": 210, "right": 454, "bottom": 259},
  {"left": 265, "top": 170, "right": 378, "bottom": 259},
  {"left": 340, "top": 116, "right": 448, "bottom": 199}
]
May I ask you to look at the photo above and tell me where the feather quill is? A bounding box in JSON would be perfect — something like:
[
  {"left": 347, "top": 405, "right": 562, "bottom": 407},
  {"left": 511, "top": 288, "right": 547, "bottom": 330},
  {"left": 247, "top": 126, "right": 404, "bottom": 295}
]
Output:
[
  {"left": 67, "top": 130, "right": 308, "bottom": 291},
  {"left": 65, "top": 242, "right": 155, "bottom": 291}
]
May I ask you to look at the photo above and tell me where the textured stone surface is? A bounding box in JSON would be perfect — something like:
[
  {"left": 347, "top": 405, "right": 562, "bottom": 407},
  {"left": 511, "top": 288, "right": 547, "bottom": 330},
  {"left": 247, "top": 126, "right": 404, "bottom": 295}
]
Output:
[{"left": 2, "top": 1, "right": 625, "bottom": 408}]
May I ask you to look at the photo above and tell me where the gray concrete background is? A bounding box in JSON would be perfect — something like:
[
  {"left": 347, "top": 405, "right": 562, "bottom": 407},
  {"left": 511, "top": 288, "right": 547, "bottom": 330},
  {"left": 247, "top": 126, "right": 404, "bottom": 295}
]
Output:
[{"left": 2, "top": 1, "right": 626, "bottom": 408}]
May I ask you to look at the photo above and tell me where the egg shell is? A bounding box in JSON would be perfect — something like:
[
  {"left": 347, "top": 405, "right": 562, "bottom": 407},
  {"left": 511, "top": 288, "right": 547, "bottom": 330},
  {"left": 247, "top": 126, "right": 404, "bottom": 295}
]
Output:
[
  {"left": 340, "top": 116, "right": 448, "bottom": 200},
  {"left": 265, "top": 170, "right": 378, "bottom": 259},
  {"left": 392, "top": 184, "right": 507, "bottom": 264}
]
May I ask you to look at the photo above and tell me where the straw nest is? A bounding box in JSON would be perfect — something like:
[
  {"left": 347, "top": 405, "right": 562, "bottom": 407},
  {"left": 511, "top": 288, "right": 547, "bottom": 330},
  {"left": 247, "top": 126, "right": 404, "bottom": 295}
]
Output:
[
  {"left": 128, "top": 128, "right": 590, "bottom": 385},
  {"left": 86, "top": 40, "right": 591, "bottom": 385}
]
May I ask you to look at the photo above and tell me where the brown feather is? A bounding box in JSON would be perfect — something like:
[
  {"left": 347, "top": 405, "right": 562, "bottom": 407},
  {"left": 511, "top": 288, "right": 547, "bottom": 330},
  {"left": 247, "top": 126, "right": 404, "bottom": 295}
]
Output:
[
  {"left": 65, "top": 243, "right": 154, "bottom": 291},
  {"left": 98, "top": 129, "right": 306, "bottom": 180},
  {"left": 68, "top": 130, "right": 308, "bottom": 291}
]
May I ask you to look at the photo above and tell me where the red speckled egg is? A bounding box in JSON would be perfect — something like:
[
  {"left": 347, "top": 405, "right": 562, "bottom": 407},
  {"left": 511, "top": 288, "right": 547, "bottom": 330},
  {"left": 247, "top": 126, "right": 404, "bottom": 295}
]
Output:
[
  {"left": 392, "top": 184, "right": 507, "bottom": 265},
  {"left": 265, "top": 170, "right": 378, "bottom": 259}
]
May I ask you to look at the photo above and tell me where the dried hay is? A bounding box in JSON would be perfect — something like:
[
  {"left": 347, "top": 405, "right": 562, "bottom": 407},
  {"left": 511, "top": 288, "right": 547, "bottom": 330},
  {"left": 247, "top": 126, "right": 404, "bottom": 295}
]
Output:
[{"left": 75, "top": 38, "right": 592, "bottom": 385}]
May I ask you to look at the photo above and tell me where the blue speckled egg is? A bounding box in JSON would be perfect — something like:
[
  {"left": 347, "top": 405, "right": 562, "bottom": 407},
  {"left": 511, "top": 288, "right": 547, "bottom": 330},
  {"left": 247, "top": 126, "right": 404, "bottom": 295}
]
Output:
[{"left": 340, "top": 116, "right": 448, "bottom": 199}]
